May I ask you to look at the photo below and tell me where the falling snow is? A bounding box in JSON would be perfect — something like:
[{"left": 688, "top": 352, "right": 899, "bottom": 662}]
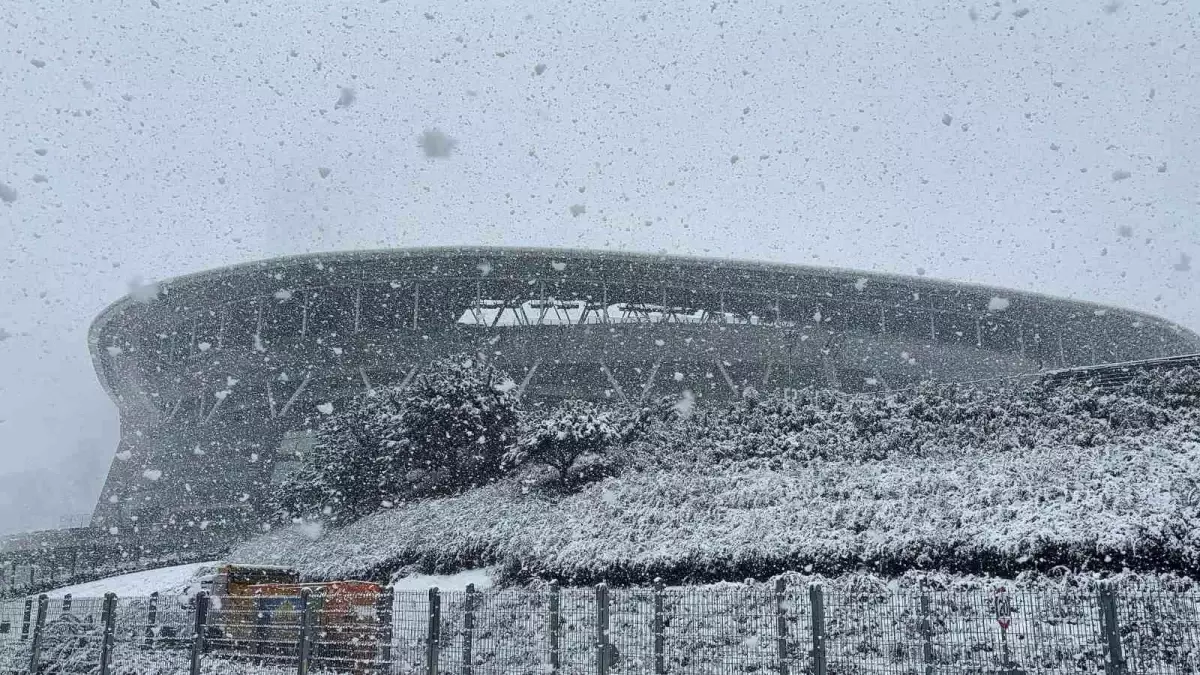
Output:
[{"left": 419, "top": 129, "right": 457, "bottom": 158}]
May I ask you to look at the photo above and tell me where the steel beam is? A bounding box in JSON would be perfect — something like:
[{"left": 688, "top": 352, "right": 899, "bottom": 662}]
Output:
[
  {"left": 600, "top": 364, "right": 628, "bottom": 402},
  {"left": 276, "top": 372, "right": 313, "bottom": 418}
]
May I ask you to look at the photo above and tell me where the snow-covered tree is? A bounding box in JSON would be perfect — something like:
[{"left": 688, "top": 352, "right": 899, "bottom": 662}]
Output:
[
  {"left": 273, "top": 354, "right": 519, "bottom": 524},
  {"left": 506, "top": 399, "right": 622, "bottom": 487},
  {"left": 272, "top": 389, "right": 405, "bottom": 524},
  {"left": 385, "top": 354, "right": 520, "bottom": 490}
]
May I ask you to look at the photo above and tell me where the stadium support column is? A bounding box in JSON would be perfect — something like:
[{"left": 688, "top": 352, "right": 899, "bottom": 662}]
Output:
[{"left": 821, "top": 353, "right": 840, "bottom": 389}]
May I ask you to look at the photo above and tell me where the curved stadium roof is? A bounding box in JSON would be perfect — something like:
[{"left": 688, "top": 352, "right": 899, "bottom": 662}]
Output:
[{"left": 89, "top": 246, "right": 1200, "bottom": 416}]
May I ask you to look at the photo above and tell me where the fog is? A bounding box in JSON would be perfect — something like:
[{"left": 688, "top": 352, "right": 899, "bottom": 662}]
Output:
[{"left": 1, "top": 0, "right": 1196, "bottom": 535}]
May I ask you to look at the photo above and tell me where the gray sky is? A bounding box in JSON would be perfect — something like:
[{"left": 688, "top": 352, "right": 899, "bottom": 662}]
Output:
[{"left": 1, "top": 0, "right": 1196, "bottom": 534}]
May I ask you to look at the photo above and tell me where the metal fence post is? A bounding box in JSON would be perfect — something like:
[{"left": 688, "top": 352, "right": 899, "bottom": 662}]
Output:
[
  {"left": 596, "top": 583, "right": 610, "bottom": 675},
  {"left": 20, "top": 597, "right": 32, "bottom": 641},
  {"left": 28, "top": 594, "right": 48, "bottom": 675},
  {"left": 810, "top": 586, "right": 827, "bottom": 675},
  {"left": 775, "top": 578, "right": 790, "bottom": 675},
  {"left": 189, "top": 592, "right": 209, "bottom": 675},
  {"left": 297, "top": 588, "right": 313, "bottom": 675},
  {"left": 375, "top": 587, "right": 394, "bottom": 673},
  {"left": 144, "top": 591, "right": 160, "bottom": 648},
  {"left": 549, "top": 581, "right": 561, "bottom": 674},
  {"left": 653, "top": 579, "right": 665, "bottom": 675},
  {"left": 462, "top": 583, "right": 477, "bottom": 675},
  {"left": 1099, "top": 585, "right": 1125, "bottom": 675},
  {"left": 99, "top": 592, "right": 117, "bottom": 675},
  {"left": 919, "top": 591, "right": 934, "bottom": 675},
  {"left": 426, "top": 587, "right": 441, "bottom": 675}
]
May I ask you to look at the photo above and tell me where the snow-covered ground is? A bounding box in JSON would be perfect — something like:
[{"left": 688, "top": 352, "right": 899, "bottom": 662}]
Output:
[
  {"left": 34, "top": 561, "right": 491, "bottom": 600},
  {"left": 42, "top": 561, "right": 218, "bottom": 598},
  {"left": 389, "top": 567, "right": 494, "bottom": 592}
]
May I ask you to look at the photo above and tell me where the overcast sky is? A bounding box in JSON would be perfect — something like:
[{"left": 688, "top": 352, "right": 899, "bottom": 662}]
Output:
[{"left": 1, "top": 0, "right": 1196, "bottom": 534}]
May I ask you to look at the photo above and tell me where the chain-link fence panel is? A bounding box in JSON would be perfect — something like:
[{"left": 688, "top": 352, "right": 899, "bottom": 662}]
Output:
[
  {"left": 445, "top": 588, "right": 548, "bottom": 674},
  {"left": 5, "top": 582, "right": 1200, "bottom": 675},
  {"left": 660, "top": 585, "right": 780, "bottom": 674},
  {"left": 609, "top": 587, "right": 655, "bottom": 673},
  {"left": 388, "top": 590, "right": 432, "bottom": 674},
  {"left": 560, "top": 583, "right": 599, "bottom": 673},
  {"left": 0, "top": 598, "right": 33, "bottom": 672},
  {"left": 202, "top": 593, "right": 306, "bottom": 674},
  {"left": 1116, "top": 587, "right": 1200, "bottom": 674}
]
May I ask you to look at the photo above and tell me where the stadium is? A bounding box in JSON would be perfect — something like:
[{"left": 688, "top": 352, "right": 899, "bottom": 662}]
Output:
[{"left": 85, "top": 247, "right": 1200, "bottom": 550}]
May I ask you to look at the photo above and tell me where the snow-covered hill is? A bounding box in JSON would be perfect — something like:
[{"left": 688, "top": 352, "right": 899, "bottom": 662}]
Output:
[{"left": 234, "top": 371, "right": 1200, "bottom": 586}]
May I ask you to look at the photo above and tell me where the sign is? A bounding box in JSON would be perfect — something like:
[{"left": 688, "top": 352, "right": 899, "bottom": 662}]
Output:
[{"left": 993, "top": 586, "right": 1012, "bottom": 630}]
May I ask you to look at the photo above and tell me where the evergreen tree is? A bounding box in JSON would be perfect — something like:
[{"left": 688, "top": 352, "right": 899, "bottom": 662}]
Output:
[{"left": 273, "top": 354, "right": 519, "bottom": 524}]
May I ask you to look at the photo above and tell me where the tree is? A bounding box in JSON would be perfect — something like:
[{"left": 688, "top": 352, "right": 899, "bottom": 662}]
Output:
[
  {"left": 272, "top": 390, "right": 405, "bottom": 524},
  {"left": 506, "top": 399, "right": 623, "bottom": 487},
  {"left": 273, "top": 354, "right": 519, "bottom": 524},
  {"left": 386, "top": 354, "right": 520, "bottom": 490}
]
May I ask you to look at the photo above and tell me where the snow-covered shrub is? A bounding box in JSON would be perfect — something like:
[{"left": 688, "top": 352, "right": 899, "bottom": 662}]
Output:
[
  {"left": 645, "top": 369, "right": 1198, "bottom": 466},
  {"left": 273, "top": 354, "right": 519, "bottom": 524}
]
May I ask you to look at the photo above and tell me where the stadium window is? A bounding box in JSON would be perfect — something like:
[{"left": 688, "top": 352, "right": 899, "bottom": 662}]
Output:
[
  {"left": 937, "top": 313, "right": 976, "bottom": 347},
  {"left": 360, "top": 283, "right": 415, "bottom": 333},
  {"left": 417, "top": 280, "right": 475, "bottom": 326},
  {"left": 841, "top": 301, "right": 883, "bottom": 335},
  {"left": 723, "top": 291, "right": 778, "bottom": 326},
  {"left": 980, "top": 319, "right": 1020, "bottom": 353},
  {"left": 191, "top": 310, "right": 223, "bottom": 356},
  {"left": 882, "top": 307, "right": 930, "bottom": 342}
]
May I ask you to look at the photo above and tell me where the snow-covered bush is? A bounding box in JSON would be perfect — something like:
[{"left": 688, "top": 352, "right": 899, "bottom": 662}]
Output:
[
  {"left": 273, "top": 354, "right": 519, "bottom": 524},
  {"left": 634, "top": 369, "right": 1199, "bottom": 467}
]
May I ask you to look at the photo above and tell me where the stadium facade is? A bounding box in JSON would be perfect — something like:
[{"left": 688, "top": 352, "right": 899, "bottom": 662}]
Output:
[{"left": 87, "top": 247, "right": 1200, "bottom": 546}]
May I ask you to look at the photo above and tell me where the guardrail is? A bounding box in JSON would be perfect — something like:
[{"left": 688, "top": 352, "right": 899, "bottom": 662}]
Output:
[{"left": 2, "top": 581, "right": 1197, "bottom": 674}]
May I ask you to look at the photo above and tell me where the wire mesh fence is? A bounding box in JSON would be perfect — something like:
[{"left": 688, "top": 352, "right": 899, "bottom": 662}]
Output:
[{"left": 1, "top": 582, "right": 1198, "bottom": 674}]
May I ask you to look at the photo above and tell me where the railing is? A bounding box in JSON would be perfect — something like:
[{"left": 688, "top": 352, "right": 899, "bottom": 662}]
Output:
[
  {"left": 2, "top": 581, "right": 1199, "bottom": 674},
  {"left": 0, "top": 549, "right": 217, "bottom": 600}
]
